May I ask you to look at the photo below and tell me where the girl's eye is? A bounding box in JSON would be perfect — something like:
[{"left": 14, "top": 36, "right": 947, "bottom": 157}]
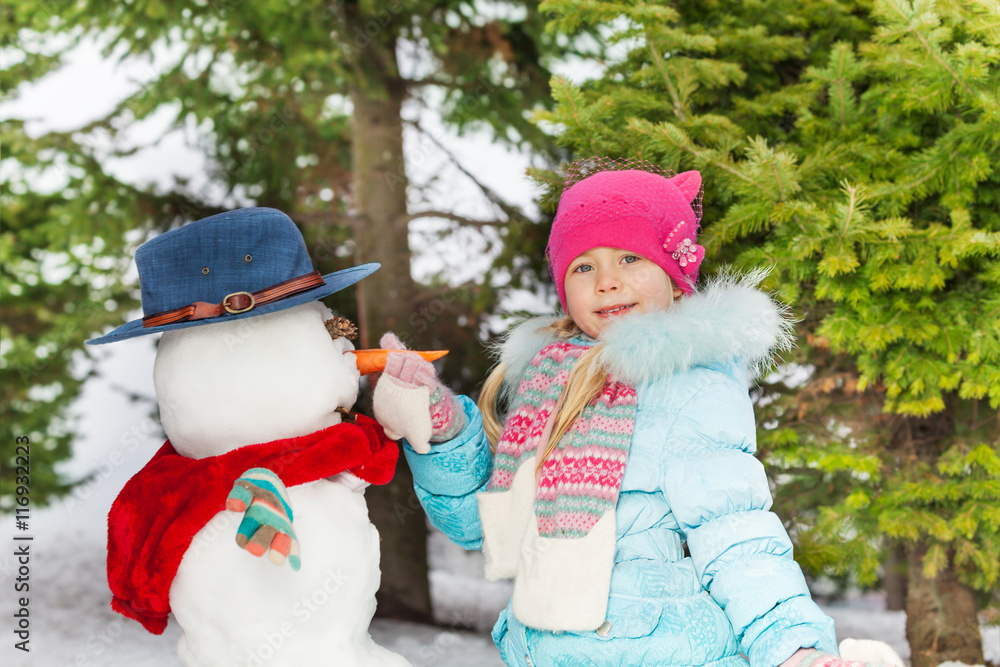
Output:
[
  {"left": 573, "top": 264, "right": 593, "bottom": 273},
  {"left": 622, "top": 255, "right": 640, "bottom": 264}
]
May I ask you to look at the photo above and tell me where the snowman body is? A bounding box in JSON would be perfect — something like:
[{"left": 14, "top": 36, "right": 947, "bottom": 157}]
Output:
[{"left": 153, "top": 302, "right": 409, "bottom": 667}]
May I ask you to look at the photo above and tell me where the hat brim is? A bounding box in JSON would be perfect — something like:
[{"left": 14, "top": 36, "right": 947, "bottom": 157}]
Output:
[{"left": 86, "top": 263, "right": 380, "bottom": 345}]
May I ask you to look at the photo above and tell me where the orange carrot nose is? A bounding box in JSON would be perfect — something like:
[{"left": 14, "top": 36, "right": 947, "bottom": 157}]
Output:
[{"left": 350, "top": 349, "right": 449, "bottom": 375}]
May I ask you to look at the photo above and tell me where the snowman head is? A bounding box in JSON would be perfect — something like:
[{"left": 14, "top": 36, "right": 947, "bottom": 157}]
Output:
[
  {"left": 85, "top": 207, "right": 381, "bottom": 457},
  {"left": 153, "top": 302, "right": 360, "bottom": 458}
]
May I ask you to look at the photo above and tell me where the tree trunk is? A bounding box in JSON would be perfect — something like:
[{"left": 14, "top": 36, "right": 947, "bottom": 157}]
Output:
[
  {"left": 351, "top": 81, "right": 416, "bottom": 349},
  {"left": 905, "top": 542, "right": 984, "bottom": 667},
  {"left": 350, "top": 54, "right": 432, "bottom": 622},
  {"left": 895, "top": 413, "right": 984, "bottom": 667},
  {"left": 884, "top": 542, "right": 907, "bottom": 612}
]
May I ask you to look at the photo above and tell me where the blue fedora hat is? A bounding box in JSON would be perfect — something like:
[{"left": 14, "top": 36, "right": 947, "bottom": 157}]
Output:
[{"left": 87, "top": 207, "right": 378, "bottom": 345}]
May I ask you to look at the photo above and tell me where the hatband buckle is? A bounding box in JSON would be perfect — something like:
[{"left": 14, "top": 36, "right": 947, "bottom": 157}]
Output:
[{"left": 223, "top": 291, "right": 255, "bottom": 314}]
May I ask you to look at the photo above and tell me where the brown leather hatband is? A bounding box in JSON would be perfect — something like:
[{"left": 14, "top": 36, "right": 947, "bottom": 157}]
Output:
[{"left": 141, "top": 270, "right": 325, "bottom": 328}]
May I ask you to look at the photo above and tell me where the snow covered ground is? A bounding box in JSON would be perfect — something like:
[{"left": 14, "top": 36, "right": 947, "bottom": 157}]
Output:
[
  {"left": 7, "top": 28, "right": 997, "bottom": 667},
  {"left": 4, "top": 479, "right": 997, "bottom": 667},
  {"left": 2, "top": 521, "right": 997, "bottom": 667},
  {"left": 2, "top": 335, "right": 997, "bottom": 667}
]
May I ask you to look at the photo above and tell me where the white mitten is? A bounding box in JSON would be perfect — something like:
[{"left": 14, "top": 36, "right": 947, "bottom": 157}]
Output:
[
  {"left": 839, "top": 639, "right": 905, "bottom": 667},
  {"left": 373, "top": 374, "right": 433, "bottom": 453},
  {"left": 371, "top": 332, "right": 465, "bottom": 454}
]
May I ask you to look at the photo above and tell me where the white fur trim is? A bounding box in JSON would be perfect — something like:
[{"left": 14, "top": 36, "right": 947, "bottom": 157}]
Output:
[
  {"left": 598, "top": 268, "right": 794, "bottom": 385},
  {"left": 478, "top": 460, "right": 537, "bottom": 580},
  {"left": 372, "top": 376, "right": 432, "bottom": 453},
  {"left": 496, "top": 269, "right": 794, "bottom": 393},
  {"left": 839, "top": 639, "right": 905, "bottom": 667},
  {"left": 511, "top": 510, "right": 616, "bottom": 632}
]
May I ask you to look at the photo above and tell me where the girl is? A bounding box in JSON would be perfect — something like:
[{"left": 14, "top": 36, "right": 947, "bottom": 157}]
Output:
[{"left": 373, "top": 160, "right": 901, "bottom": 667}]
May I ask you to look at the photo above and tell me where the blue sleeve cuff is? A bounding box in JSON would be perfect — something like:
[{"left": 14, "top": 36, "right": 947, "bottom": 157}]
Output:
[
  {"left": 402, "top": 394, "right": 492, "bottom": 497},
  {"left": 745, "top": 596, "right": 838, "bottom": 667}
]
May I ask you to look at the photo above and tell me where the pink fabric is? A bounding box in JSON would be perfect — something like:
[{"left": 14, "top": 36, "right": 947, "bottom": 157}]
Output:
[
  {"left": 427, "top": 386, "right": 463, "bottom": 441},
  {"left": 485, "top": 340, "right": 637, "bottom": 538},
  {"left": 788, "top": 650, "right": 881, "bottom": 667},
  {"left": 547, "top": 169, "right": 704, "bottom": 310},
  {"left": 384, "top": 348, "right": 437, "bottom": 387}
]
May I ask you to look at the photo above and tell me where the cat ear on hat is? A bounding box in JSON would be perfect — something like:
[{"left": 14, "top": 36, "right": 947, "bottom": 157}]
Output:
[{"left": 668, "top": 170, "right": 701, "bottom": 202}]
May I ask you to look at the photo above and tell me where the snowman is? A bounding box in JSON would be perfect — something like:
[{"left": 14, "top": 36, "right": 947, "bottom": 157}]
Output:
[{"left": 88, "top": 208, "right": 427, "bottom": 666}]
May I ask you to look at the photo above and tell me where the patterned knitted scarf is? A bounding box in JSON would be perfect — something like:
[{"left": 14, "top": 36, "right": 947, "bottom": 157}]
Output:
[{"left": 486, "top": 339, "right": 637, "bottom": 538}]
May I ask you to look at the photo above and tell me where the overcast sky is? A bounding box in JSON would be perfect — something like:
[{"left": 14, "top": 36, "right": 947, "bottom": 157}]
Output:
[
  {"left": 1, "top": 26, "right": 611, "bottom": 431},
  {"left": 1, "top": 28, "right": 619, "bottom": 285}
]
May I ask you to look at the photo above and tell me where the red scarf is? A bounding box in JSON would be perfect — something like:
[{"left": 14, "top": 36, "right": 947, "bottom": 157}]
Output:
[{"left": 107, "top": 414, "right": 397, "bottom": 634}]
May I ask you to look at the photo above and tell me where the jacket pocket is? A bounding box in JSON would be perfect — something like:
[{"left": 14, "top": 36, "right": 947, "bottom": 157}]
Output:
[{"left": 565, "top": 593, "right": 663, "bottom": 640}]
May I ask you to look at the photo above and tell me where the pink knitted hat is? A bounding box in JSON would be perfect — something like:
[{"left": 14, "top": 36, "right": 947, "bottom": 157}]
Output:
[{"left": 546, "top": 162, "right": 704, "bottom": 311}]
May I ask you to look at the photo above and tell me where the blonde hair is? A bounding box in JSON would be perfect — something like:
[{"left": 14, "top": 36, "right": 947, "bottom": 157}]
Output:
[
  {"left": 479, "top": 279, "right": 678, "bottom": 470},
  {"left": 477, "top": 316, "right": 610, "bottom": 471}
]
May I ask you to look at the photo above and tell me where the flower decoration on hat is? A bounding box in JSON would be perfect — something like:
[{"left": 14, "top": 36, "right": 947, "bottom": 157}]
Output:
[
  {"left": 667, "top": 237, "right": 704, "bottom": 276},
  {"left": 661, "top": 218, "right": 704, "bottom": 278}
]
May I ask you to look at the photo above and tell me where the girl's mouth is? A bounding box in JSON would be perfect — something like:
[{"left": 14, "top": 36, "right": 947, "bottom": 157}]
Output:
[{"left": 595, "top": 303, "right": 637, "bottom": 317}]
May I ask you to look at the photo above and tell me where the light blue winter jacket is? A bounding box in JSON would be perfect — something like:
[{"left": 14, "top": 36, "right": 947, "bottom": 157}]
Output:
[{"left": 403, "top": 274, "right": 838, "bottom": 667}]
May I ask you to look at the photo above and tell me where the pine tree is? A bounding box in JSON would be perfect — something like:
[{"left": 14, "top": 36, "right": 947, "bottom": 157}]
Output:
[
  {"left": 533, "top": 1, "right": 999, "bottom": 663},
  {"left": 2, "top": 0, "right": 587, "bottom": 621}
]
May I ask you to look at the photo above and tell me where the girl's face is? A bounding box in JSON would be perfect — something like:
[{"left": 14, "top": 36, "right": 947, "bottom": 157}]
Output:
[{"left": 564, "top": 247, "right": 681, "bottom": 339}]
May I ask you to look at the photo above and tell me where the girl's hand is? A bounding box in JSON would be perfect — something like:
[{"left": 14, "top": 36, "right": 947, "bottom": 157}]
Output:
[
  {"left": 372, "top": 333, "right": 466, "bottom": 453},
  {"left": 782, "top": 641, "right": 904, "bottom": 667}
]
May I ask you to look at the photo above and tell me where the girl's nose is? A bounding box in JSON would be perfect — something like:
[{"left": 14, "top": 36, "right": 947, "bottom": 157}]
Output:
[{"left": 596, "top": 268, "right": 622, "bottom": 293}]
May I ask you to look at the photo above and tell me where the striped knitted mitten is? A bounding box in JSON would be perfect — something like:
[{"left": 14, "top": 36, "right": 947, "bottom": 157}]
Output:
[
  {"left": 226, "top": 468, "right": 301, "bottom": 571},
  {"left": 373, "top": 333, "right": 466, "bottom": 453}
]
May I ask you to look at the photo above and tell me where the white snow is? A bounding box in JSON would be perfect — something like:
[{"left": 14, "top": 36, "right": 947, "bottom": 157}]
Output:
[
  {"left": 5, "top": 488, "right": 998, "bottom": 667},
  {"left": 7, "top": 25, "right": 996, "bottom": 667},
  {"left": 2, "top": 332, "right": 997, "bottom": 666},
  {"left": 122, "top": 303, "right": 409, "bottom": 666}
]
